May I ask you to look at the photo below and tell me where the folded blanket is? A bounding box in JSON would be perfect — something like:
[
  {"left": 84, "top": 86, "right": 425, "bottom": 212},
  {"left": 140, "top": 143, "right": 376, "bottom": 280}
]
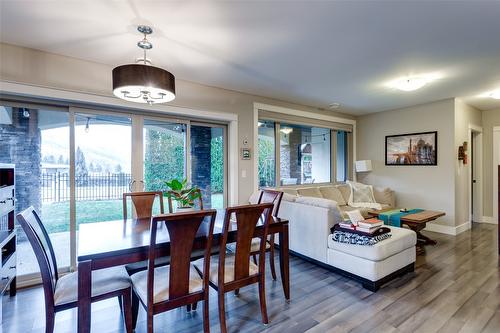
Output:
[
  {"left": 331, "top": 224, "right": 391, "bottom": 238},
  {"left": 331, "top": 230, "right": 392, "bottom": 246}
]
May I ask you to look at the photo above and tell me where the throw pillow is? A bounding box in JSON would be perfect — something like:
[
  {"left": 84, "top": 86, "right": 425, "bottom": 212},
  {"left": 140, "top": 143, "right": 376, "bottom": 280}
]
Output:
[
  {"left": 347, "top": 181, "right": 376, "bottom": 204},
  {"left": 282, "top": 193, "right": 297, "bottom": 202},
  {"left": 319, "top": 186, "right": 347, "bottom": 206},
  {"left": 279, "top": 188, "right": 298, "bottom": 196},
  {"left": 373, "top": 187, "right": 394, "bottom": 206},
  {"left": 297, "top": 187, "right": 323, "bottom": 198}
]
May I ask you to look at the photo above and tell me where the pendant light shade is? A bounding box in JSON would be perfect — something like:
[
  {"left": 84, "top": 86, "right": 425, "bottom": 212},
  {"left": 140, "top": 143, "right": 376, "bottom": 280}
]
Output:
[
  {"left": 112, "top": 25, "right": 176, "bottom": 105},
  {"left": 112, "top": 64, "right": 175, "bottom": 104}
]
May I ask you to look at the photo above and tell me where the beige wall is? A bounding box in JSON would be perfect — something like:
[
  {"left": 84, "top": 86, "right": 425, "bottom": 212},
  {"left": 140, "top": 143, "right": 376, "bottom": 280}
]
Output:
[
  {"left": 356, "top": 99, "right": 456, "bottom": 227},
  {"left": 454, "top": 99, "right": 482, "bottom": 225},
  {"left": 0, "top": 43, "right": 354, "bottom": 204},
  {"left": 482, "top": 108, "right": 500, "bottom": 217}
]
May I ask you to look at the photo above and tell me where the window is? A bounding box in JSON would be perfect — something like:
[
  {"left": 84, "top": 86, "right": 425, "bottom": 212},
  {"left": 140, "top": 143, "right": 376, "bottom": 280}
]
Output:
[
  {"left": 258, "top": 121, "right": 276, "bottom": 187},
  {"left": 336, "top": 131, "right": 348, "bottom": 182},
  {"left": 257, "top": 119, "right": 351, "bottom": 188},
  {"left": 279, "top": 123, "right": 330, "bottom": 185}
]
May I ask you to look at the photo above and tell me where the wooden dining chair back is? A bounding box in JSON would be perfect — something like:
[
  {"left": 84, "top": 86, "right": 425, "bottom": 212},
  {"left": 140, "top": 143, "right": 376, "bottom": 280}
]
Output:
[
  {"left": 259, "top": 189, "right": 284, "bottom": 217},
  {"left": 166, "top": 188, "right": 203, "bottom": 213},
  {"left": 17, "top": 207, "right": 133, "bottom": 333},
  {"left": 17, "top": 207, "right": 59, "bottom": 302},
  {"left": 123, "top": 191, "right": 164, "bottom": 220},
  {"left": 214, "top": 203, "right": 273, "bottom": 332},
  {"left": 252, "top": 189, "right": 284, "bottom": 281},
  {"left": 132, "top": 210, "right": 217, "bottom": 333}
]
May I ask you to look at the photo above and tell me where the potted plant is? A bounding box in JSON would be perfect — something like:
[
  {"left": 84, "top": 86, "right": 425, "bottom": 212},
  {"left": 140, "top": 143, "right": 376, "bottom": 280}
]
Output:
[{"left": 165, "top": 178, "right": 201, "bottom": 212}]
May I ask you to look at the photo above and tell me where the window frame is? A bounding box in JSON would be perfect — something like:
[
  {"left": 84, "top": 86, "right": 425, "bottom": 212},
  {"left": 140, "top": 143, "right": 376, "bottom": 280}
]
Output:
[{"left": 258, "top": 119, "right": 351, "bottom": 188}]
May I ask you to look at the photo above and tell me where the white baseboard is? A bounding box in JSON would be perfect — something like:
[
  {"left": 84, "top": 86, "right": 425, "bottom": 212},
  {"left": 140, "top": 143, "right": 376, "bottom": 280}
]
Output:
[
  {"left": 424, "top": 220, "right": 471, "bottom": 236},
  {"left": 473, "top": 216, "right": 497, "bottom": 224}
]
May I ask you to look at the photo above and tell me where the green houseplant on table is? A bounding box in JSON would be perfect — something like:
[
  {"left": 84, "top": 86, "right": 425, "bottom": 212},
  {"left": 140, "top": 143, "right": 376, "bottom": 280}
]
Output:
[{"left": 165, "top": 178, "right": 201, "bottom": 212}]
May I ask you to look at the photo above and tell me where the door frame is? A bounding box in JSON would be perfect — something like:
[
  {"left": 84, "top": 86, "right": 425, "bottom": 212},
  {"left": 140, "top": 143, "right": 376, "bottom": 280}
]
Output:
[
  {"left": 468, "top": 125, "right": 483, "bottom": 223},
  {"left": 493, "top": 127, "right": 500, "bottom": 223}
]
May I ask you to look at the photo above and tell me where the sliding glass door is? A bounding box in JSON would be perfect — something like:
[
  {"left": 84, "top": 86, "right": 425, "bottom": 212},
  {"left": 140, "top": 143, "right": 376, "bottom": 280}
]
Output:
[
  {"left": 1, "top": 102, "right": 228, "bottom": 282},
  {"left": 0, "top": 105, "right": 71, "bottom": 277},
  {"left": 74, "top": 113, "right": 132, "bottom": 227}
]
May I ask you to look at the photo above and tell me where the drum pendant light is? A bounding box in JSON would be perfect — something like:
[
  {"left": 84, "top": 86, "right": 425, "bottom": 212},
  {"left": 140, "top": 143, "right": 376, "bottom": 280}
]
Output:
[{"left": 112, "top": 25, "right": 175, "bottom": 105}]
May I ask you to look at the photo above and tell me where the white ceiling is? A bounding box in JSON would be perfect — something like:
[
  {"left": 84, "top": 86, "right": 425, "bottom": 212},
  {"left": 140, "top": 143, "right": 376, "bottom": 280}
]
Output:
[{"left": 1, "top": 0, "right": 500, "bottom": 115}]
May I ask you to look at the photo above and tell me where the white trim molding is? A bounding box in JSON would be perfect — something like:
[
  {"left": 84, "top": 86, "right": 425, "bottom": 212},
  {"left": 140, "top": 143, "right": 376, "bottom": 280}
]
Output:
[
  {"left": 475, "top": 216, "right": 497, "bottom": 224},
  {"left": 424, "top": 220, "right": 471, "bottom": 236}
]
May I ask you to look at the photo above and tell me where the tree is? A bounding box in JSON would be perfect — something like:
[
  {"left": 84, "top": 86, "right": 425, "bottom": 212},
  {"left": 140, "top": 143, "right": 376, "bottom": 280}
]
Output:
[
  {"left": 114, "top": 164, "right": 122, "bottom": 173},
  {"left": 144, "top": 129, "right": 185, "bottom": 191},
  {"left": 75, "top": 146, "right": 88, "bottom": 184},
  {"left": 57, "top": 155, "right": 65, "bottom": 164},
  {"left": 210, "top": 136, "right": 223, "bottom": 193}
]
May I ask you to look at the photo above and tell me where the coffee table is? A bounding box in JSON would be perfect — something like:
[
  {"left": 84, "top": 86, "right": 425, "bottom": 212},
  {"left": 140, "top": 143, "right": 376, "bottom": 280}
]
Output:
[{"left": 368, "top": 209, "right": 446, "bottom": 254}]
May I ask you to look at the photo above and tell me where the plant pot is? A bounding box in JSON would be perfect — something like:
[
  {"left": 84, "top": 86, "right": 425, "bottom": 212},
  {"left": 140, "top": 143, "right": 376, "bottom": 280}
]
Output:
[{"left": 176, "top": 206, "right": 194, "bottom": 213}]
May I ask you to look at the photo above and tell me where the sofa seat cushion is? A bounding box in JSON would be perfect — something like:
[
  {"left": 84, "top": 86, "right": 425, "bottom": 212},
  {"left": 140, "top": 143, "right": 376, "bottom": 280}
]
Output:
[
  {"left": 295, "top": 196, "right": 339, "bottom": 210},
  {"left": 327, "top": 226, "right": 416, "bottom": 261},
  {"left": 297, "top": 187, "right": 323, "bottom": 198}
]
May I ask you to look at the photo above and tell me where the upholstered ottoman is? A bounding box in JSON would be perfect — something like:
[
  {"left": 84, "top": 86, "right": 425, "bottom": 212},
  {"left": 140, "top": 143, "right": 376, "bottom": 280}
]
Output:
[{"left": 326, "top": 226, "right": 416, "bottom": 291}]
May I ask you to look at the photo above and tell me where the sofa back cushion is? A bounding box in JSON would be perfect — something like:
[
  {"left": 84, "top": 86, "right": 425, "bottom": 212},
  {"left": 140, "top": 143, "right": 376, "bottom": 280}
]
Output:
[
  {"left": 295, "top": 196, "right": 338, "bottom": 210},
  {"left": 279, "top": 188, "right": 298, "bottom": 196},
  {"left": 319, "top": 186, "right": 346, "bottom": 205},
  {"left": 335, "top": 184, "right": 351, "bottom": 203},
  {"left": 297, "top": 187, "right": 323, "bottom": 198}
]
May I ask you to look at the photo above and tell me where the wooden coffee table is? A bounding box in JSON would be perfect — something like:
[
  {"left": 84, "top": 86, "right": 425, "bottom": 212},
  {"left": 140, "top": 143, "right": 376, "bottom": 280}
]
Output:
[{"left": 368, "top": 209, "right": 446, "bottom": 254}]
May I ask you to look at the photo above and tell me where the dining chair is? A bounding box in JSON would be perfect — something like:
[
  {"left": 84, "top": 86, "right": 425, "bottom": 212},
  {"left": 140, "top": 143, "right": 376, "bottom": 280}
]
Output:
[
  {"left": 229, "top": 190, "right": 283, "bottom": 280},
  {"left": 16, "top": 207, "right": 133, "bottom": 333},
  {"left": 123, "top": 191, "right": 167, "bottom": 275},
  {"left": 166, "top": 188, "right": 203, "bottom": 213},
  {"left": 130, "top": 209, "right": 217, "bottom": 333},
  {"left": 194, "top": 203, "right": 274, "bottom": 333},
  {"left": 251, "top": 190, "right": 284, "bottom": 280},
  {"left": 123, "top": 191, "right": 164, "bottom": 220}
]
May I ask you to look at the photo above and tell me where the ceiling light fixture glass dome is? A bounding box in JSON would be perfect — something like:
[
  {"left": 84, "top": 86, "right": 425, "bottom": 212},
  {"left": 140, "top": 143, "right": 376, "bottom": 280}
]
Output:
[{"left": 112, "top": 25, "right": 175, "bottom": 105}]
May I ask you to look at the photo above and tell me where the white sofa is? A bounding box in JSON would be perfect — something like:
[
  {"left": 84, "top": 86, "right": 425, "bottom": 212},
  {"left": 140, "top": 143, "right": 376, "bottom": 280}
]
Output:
[{"left": 261, "top": 184, "right": 416, "bottom": 291}]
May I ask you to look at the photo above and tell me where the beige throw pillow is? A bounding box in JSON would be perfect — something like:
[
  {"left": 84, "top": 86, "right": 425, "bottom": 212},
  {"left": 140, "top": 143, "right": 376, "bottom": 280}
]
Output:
[
  {"left": 373, "top": 187, "right": 394, "bottom": 206},
  {"left": 347, "top": 181, "right": 376, "bottom": 203},
  {"left": 319, "top": 186, "right": 346, "bottom": 206},
  {"left": 297, "top": 187, "right": 323, "bottom": 198}
]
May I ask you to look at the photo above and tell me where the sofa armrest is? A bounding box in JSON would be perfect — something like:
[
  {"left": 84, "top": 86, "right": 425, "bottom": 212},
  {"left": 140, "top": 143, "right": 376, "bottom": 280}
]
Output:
[{"left": 276, "top": 200, "right": 341, "bottom": 263}]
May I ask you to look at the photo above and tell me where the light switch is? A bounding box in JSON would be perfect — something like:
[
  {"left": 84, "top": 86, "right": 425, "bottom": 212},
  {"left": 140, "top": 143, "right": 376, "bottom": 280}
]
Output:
[{"left": 241, "top": 169, "right": 247, "bottom": 178}]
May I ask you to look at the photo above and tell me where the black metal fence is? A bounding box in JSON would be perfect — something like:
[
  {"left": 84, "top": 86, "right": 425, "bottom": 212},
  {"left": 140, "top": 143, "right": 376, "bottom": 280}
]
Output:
[{"left": 41, "top": 172, "right": 131, "bottom": 203}]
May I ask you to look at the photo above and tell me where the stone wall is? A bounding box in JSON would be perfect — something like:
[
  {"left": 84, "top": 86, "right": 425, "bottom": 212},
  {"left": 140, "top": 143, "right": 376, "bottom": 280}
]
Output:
[
  {"left": 0, "top": 108, "right": 41, "bottom": 213},
  {"left": 190, "top": 126, "right": 212, "bottom": 208}
]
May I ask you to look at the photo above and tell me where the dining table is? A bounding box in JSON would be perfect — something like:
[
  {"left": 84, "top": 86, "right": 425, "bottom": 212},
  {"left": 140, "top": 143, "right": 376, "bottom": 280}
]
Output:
[{"left": 76, "top": 209, "right": 290, "bottom": 333}]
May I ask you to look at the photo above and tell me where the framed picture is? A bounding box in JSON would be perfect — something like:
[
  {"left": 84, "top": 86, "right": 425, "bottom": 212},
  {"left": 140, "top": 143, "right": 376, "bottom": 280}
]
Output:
[
  {"left": 385, "top": 131, "right": 437, "bottom": 165},
  {"left": 241, "top": 148, "right": 251, "bottom": 160}
]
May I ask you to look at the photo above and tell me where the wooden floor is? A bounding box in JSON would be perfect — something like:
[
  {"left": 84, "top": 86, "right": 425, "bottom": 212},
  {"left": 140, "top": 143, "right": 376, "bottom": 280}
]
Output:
[{"left": 2, "top": 223, "right": 499, "bottom": 333}]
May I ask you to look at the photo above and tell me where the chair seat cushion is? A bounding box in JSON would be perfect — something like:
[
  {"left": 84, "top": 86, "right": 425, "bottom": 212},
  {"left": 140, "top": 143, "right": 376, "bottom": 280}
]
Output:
[
  {"left": 193, "top": 254, "right": 258, "bottom": 285},
  {"left": 131, "top": 265, "right": 203, "bottom": 304},
  {"left": 54, "top": 266, "right": 131, "bottom": 306},
  {"left": 226, "top": 238, "right": 271, "bottom": 253},
  {"left": 327, "top": 226, "right": 416, "bottom": 261}
]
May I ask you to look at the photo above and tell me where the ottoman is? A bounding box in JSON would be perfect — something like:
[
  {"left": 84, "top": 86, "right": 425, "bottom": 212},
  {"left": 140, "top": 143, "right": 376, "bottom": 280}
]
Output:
[{"left": 326, "top": 226, "right": 416, "bottom": 291}]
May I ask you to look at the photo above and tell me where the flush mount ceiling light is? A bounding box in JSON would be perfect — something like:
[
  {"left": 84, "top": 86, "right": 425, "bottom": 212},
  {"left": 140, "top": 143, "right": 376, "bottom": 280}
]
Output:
[
  {"left": 386, "top": 73, "right": 442, "bottom": 92},
  {"left": 490, "top": 91, "right": 500, "bottom": 99},
  {"left": 112, "top": 25, "right": 175, "bottom": 105}
]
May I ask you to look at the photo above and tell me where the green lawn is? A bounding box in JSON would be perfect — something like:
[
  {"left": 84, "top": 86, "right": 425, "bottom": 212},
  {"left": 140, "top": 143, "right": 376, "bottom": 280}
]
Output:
[{"left": 41, "top": 193, "right": 224, "bottom": 234}]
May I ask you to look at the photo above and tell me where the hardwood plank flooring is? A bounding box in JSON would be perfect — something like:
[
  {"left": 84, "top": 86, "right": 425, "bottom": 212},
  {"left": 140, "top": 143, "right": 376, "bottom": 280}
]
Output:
[{"left": 1, "top": 223, "right": 498, "bottom": 333}]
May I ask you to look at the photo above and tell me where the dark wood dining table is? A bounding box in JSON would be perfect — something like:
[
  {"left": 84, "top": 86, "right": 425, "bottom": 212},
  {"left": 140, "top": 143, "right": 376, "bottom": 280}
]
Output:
[{"left": 76, "top": 210, "right": 290, "bottom": 333}]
